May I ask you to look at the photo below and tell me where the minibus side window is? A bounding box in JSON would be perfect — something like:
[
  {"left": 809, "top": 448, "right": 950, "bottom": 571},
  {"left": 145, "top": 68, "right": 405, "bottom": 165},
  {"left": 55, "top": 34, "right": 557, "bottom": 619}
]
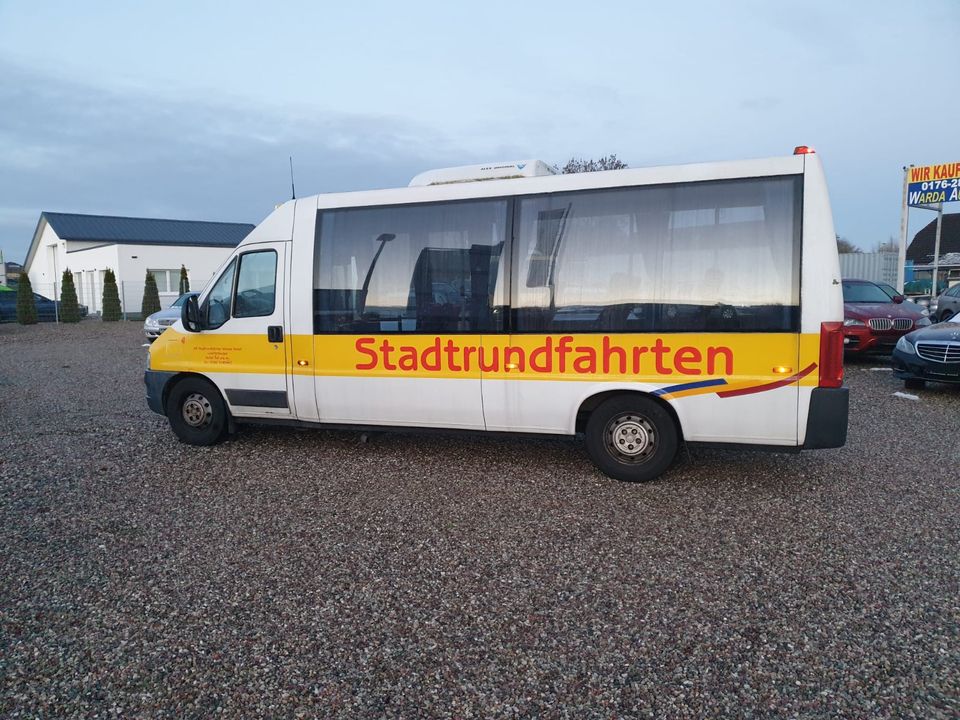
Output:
[
  {"left": 512, "top": 176, "right": 801, "bottom": 333},
  {"left": 203, "top": 258, "right": 237, "bottom": 329},
  {"left": 313, "top": 199, "right": 507, "bottom": 334},
  {"left": 233, "top": 251, "right": 277, "bottom": 318}
]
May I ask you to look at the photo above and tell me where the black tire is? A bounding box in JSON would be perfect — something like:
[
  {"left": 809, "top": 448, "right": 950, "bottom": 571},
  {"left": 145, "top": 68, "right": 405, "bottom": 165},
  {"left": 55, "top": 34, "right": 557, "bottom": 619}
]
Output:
[
  {"left": 585, "top": 395, "right": 679, "bottom": 482},
  {"left": 166, "top": 377, "right": 229, "bottom": 446},
  {"left": 904, "top": 378, "right": 926, "bottom": 391}
]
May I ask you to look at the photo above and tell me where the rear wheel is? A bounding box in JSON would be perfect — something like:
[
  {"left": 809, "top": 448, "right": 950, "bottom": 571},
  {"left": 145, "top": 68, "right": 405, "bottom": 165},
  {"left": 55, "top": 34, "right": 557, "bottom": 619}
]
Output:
[
  {"left": 585, "top": 395, "right": 679, "bottom": 482},
  {"left": 904, "top": 378, "right": 926, "bottom": 391},
  {"left": 166, "top": 377, "right": 228, "bottom": 446}
]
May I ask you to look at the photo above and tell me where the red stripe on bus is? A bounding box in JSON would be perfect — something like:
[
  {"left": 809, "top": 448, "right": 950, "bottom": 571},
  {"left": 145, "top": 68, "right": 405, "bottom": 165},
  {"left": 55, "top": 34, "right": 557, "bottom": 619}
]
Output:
[{"left": 716, "top": 363, "right": 817, "bottom": 398}]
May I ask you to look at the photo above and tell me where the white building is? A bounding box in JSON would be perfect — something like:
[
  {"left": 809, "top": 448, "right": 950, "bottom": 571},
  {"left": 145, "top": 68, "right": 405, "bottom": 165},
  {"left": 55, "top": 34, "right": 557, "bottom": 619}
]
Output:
[{"left": 24, "top": 212, "right": 254, "bottom": 314}]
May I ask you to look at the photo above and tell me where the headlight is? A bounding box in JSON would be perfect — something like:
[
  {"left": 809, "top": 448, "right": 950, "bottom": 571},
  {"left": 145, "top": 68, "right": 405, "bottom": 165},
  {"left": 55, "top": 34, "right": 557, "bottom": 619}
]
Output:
[
  {"left": 921, "top": 307, "right": 930, "bottom": 317},
  {"left": 916, "top": 316, "right": 931, "bottom": 327},
  {"left": 145, "top": 317, "right": 159, "bottom": 328},
  {"left": 895, "top": 336, "right": 916, "bottom": 354},
  {"left": 843, "top": 318, "right": 865, "bottom": 326}
]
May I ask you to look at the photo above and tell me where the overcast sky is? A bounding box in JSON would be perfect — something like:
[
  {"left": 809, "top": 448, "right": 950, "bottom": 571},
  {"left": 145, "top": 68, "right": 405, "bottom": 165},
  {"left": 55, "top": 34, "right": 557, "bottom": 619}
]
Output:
[{"left": 1, "top": 0, "right": 957, "bottom": 262}]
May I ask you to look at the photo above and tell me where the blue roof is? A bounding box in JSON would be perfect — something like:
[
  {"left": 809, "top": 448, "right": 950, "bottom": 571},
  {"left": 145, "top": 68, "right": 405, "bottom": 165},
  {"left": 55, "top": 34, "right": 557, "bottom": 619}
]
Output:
[{"left": 41, "top": 211, "right": 254, "bottom": 247}]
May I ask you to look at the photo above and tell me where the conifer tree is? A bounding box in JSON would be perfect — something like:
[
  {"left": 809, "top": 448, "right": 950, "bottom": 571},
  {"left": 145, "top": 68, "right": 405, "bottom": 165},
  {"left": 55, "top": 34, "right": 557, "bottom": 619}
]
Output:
[
  {"left": 141, "top": 270, "right": 161, "bottom": 317},
  {"left": 60, "top": 269, "right": 81, "bottom": 322},
  {"left": 179, "top": 265, "right": 190, "bottom": 294},
  {"left": 102, "top": 268, "right": 121, "bottom": 321},
  {"left": 16, "top": 273, "right": 38, "bottom": 324}
]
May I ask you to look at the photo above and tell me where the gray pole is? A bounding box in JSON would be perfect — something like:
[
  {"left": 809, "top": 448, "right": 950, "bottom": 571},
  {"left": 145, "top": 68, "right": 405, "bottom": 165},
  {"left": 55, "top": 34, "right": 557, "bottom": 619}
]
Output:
[
  {"left": 896, "top": 165, "right": 911, "bottom": 293},
  {"left": 931, "top": 204, "right": 944, "bottom": 299}
]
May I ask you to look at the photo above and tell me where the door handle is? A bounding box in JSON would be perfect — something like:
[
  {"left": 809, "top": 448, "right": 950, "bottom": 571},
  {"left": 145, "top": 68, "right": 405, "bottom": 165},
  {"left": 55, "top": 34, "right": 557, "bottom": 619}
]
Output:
[{"left": 267, "top": 326, "right": 283, "bottom": 343}]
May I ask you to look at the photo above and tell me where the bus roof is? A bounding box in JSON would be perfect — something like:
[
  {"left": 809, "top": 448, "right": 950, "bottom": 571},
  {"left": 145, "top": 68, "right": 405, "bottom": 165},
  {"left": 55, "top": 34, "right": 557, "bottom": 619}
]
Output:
[{"left": 307, "top": 154, "right": 809, "bottom": 212}]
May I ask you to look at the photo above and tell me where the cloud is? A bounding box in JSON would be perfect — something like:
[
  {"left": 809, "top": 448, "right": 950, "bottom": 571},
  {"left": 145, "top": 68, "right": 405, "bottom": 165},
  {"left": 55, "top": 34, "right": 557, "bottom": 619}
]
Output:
[{"left": 0, "top": 61, "right": 468, "bottom": 260}]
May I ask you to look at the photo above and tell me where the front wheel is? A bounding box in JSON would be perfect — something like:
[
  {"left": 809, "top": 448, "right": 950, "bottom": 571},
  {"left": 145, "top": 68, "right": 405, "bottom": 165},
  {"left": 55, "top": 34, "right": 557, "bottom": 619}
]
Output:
[
  {"left": 166, "top": 377, "right": 228, "bottom": 446},
  {"left": 585, "top": 396, "right": 679, "bottom": 482}
]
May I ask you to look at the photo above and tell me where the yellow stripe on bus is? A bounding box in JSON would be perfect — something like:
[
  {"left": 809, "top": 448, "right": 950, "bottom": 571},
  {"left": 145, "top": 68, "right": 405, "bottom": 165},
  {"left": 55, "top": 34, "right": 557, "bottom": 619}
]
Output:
[{"left": 151, "top": 330, "right": 823, "bottom": 387}]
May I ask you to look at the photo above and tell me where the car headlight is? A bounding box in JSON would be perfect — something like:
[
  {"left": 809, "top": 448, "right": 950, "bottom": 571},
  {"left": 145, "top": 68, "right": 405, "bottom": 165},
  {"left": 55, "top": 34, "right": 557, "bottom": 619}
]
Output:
[
  {"left": 920, "top": 307, "right": 930, "bottom": 316},
  {"left": 843, "top": 318, "right": 865, "bottom": 326},
  {"left": 895, "top": 336, "right": 916, "bottom": 354},
  {"left": 916, "top": 316, "right": 931, "bottom": 327},
  {"left": 145, "top": 317, "right": 159, "bottom": 328}
]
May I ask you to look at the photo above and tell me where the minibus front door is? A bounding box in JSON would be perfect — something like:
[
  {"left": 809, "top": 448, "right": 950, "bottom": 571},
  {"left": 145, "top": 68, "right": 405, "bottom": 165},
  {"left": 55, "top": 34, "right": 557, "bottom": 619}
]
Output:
[{"left": 195, "top": 242, "right": 291, "bottom": 418}]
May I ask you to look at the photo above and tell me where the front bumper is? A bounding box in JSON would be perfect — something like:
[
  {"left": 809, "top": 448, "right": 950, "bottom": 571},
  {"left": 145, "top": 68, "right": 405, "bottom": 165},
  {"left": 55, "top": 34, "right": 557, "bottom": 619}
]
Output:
[
  {"left": 144, "top": 324, "right": 173, "bottom": 339},
  {"left": 802, "top": 387, "right": 848, "bottom": 449},
  {"left": 892, "top": 348, "right": 960, "bottom": 384},
  {"left": 144, "top": 370, "right": 176, "bottom": 415},
  {"left": 843, "top": 325, "right": 905, "bottom": 353}
]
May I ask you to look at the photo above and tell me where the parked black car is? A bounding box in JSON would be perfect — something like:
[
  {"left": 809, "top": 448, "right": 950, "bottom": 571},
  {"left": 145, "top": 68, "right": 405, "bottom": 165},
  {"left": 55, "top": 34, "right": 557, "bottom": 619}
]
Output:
[
  {"left": 892, "top": 311, "right": 960, "bottom": 389},
  {"left": 0, "top": 290, "right": 89, "bottom": 322}
]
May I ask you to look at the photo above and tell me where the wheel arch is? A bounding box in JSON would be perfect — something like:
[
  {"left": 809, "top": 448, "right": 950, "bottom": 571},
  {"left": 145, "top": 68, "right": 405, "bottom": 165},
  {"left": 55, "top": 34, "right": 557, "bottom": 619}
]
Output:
[
  {"left": 163, "top": 372, "right": 227, "bottom": 414},
  {"left": 575, "top": 389, "right": 684, "bottom": 441}
]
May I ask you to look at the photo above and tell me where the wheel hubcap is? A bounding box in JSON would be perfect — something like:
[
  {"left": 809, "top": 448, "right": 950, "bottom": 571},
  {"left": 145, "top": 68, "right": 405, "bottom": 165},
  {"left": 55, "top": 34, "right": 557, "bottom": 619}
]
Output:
[
  {"left": 182, "top": 393, "right": 213, "bottom": 429},
  {"left": 605, "top": 413, "right": 656, "bottom": 463}
]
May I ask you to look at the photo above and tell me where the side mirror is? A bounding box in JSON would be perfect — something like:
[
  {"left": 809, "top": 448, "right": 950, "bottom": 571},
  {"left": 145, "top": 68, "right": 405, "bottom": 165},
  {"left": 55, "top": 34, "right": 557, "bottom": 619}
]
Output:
[
  {"left": 181, "top": 295, "right": 202, "bottom": 332},
  {"left": 892, "top": 294, "right": 905, "bottom": 304}
]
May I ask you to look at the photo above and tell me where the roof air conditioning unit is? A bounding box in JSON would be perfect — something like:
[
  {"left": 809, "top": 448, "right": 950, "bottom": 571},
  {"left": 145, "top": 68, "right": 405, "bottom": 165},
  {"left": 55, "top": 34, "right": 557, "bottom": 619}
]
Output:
[{"left": 408, "top": 160, "right": 557, "bottom": 187}]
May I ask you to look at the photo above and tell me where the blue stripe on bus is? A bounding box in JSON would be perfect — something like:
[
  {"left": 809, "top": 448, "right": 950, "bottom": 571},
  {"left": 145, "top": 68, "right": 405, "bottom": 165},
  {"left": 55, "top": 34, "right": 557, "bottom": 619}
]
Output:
[{"left": 652, "top": 378, "right": 729, "bottom": 397}]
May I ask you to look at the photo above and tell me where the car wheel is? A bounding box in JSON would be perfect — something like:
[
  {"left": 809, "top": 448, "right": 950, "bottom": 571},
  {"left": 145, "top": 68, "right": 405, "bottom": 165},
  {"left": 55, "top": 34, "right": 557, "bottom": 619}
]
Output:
[
  {"left": 166, "top": 377, "right": 228, "bottom": 446},
  {"left": 904, "top": 378, "right": 925, "bottom": 390},
  {"left": 941, "top": 311, "right": 954, "bottom": 323},
  {"left": 585, "top": 395, "right": 679, "bottom": 482}
]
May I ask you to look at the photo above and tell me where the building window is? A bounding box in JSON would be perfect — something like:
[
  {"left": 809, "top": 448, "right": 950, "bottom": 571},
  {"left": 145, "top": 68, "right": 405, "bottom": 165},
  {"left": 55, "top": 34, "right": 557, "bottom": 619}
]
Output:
[{"left": 149, "top": 269, "right": 180, "bottom": 293}]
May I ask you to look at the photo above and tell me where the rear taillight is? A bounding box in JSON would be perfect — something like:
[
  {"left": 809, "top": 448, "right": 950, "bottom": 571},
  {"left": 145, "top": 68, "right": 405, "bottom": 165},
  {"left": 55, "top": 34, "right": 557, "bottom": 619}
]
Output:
[{"left": 819, "top": 321, "right": 844, "bottom": 387}]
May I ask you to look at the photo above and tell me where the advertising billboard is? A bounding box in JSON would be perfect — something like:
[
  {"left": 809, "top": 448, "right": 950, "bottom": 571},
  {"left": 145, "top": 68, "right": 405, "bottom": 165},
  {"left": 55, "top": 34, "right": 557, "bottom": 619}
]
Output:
[{"left": 907, "top": 163, "right": 960, "bottom": 207}]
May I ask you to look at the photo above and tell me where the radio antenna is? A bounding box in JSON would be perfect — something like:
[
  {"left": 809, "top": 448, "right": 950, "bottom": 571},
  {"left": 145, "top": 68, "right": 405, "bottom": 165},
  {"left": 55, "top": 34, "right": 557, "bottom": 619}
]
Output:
[{"left": 289, "top": 156, "right": 296, "bottom": 200}]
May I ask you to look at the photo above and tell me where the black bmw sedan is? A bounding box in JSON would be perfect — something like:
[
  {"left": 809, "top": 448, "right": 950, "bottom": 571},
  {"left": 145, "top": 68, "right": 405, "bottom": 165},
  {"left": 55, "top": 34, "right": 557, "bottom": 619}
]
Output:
[{"left": 892, "top": 311, "right": 960, "bottom": 389}]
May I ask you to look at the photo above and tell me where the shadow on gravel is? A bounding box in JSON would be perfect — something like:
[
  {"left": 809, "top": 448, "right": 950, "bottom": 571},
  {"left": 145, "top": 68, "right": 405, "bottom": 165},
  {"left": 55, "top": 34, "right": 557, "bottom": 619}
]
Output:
[{"left": 225, "top": 421, "right": 822, "bottom": 496}]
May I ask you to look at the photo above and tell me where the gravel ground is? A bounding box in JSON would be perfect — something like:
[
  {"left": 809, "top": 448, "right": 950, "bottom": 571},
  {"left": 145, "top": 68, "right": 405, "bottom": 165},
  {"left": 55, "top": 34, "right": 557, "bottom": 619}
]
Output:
[{"left": 0, "top": 321, "right": 957, "bottom": 719}]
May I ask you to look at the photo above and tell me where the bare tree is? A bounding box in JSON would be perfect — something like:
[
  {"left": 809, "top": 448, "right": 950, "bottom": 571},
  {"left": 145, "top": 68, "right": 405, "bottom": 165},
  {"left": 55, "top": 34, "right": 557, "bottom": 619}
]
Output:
[
  {"left": 560, "top": 155, "right": 628, "bottom": 174},
  {"left": 836, "top": 235, "right": 860, "bottom": 254}
]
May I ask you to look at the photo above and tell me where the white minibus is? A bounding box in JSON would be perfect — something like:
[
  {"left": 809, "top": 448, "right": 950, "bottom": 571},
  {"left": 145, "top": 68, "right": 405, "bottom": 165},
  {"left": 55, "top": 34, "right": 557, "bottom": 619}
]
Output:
[{"left": 146, "top": 147, "right": 847, "bottom": 481}]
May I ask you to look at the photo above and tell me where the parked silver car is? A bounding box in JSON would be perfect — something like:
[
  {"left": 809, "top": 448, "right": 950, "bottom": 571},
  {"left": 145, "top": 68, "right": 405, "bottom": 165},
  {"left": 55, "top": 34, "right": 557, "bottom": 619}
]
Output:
[
  {"left": 934, "top": 284, "right": 960, "bottom": 323},
  {"left": 144, "top": 292, "right": 197, "bottom": 341}
]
